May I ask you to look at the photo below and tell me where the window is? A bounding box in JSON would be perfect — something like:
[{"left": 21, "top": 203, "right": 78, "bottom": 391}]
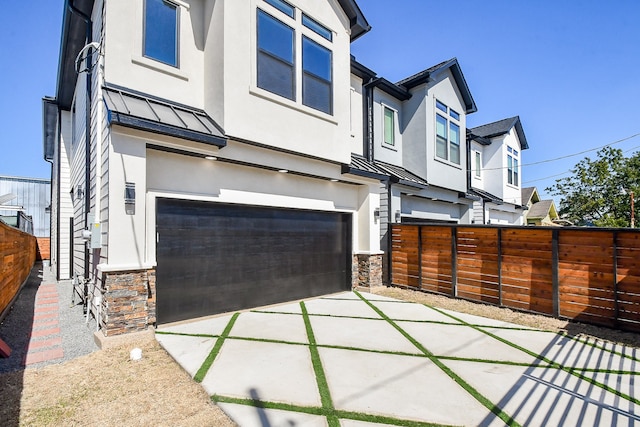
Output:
[
  {"left": 144, "top": 0, "right": 178, "bottom": 67},
  {"left": 257, "top": 10, "right": 295, "bottom": 100},
  {"left": 302, "top": 36, "right": 332, "bottom": 114},
  {"left": 434, "top": 100, "right": 461, "bottom": 165},
  {"left": 507, "top": 147, "right": 519, "bottom": 187},
  {"left": 256, "top": 2, "right": 334, "bottom": 115},
  {"left": 449, "top": 122, "right": 460, "bottom": 164},
  {"left": 383, "top": 106, "right": 395, "bottom": 146},
  {"left": 436, "top": 114, "right": 448, "bottom": 160},
  {"left": 302, "top": 14, "right": 332, "bottom": 41},
  {"left": 265, "top": 0, "right": 294, "bottom": 17},
  {"left": 475, "top": 151, "right": 481, "bottom": 178}
]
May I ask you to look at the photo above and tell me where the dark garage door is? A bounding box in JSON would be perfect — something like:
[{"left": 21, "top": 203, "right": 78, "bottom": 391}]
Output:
[{"left": 156, "top": 198, "right": 352, "bottom": 324}]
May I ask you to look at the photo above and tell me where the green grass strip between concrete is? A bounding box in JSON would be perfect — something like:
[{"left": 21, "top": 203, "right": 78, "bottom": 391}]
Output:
[
  {"left": 428, "top": 305, "right": 640, "bottom": 406},
  {"left": 194, "top": 312, "right": 239, "bottom": 383},
  {"left": 354, "top": 291, "right": 521, "bottom": 427},
  {"left": 211, "top": 394, "right": 458, "bottom": 427},
  {"left": 300, "top": 301, "right": 340, "bottom": 427}
]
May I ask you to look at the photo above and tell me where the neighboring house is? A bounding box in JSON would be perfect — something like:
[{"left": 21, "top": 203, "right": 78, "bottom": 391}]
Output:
[
  {"left": 521, "top": 186, "right": 561, "bottom": 226},
  {"left": 467, "top": 116, "right": 529, "bottom": 225},
  {"left": 43, "top": 0, "right": 384, "bottom": 336},
  {"left": 0, "top": 176, "right": 51, "bottom": 237},
  {"left": 346, "top": 57, "right": 479, "bottom": 281}
]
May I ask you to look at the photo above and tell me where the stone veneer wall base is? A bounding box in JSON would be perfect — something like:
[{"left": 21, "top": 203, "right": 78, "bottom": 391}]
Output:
[
  {"left": 100, "top": 269, "right": 156, "bottom": 337},
  {"left": 352, "top": 253, "right": 383, "bottom": 290}
]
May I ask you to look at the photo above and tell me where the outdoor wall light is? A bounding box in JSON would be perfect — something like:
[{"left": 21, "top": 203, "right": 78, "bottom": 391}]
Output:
[
  {"left": 374, "top": 207, "right": 380, "bottom": 223},
  {"left": 395, "top": 210, "right": 401, "bottom": 223},
  {"left": 124, "top": 182, "right": 135, "bottom": 215},
  {"left": 278, "top": 169, "right": 289, "bottom": 173}
]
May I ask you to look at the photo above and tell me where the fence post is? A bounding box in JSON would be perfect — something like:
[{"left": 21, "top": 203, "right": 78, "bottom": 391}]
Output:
[
  {"left": 552, "top": 229, "right": 560, "bottom": 318},
  {"left": 451, "top": 226, "right": 457, "bottom": 298},
  {"left": 418, "top": 225, "right": 423, "bottom": 290},
  {"left": 497, "top": 228, "right": 502, "bottom": 307},
  {"left": 612, "top": 231, "right": 619, "bottom": 328}
]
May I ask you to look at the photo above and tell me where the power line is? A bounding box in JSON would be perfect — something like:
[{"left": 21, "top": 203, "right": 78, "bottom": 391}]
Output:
[
  {"left": 523, "top": 170, "right": 572, "bottom": 185},
  {"left": 523, "top": 139, "right": 640, "bottom": 186},
  {"left": 478, "top": 132, "right": 640, "bottom": 172}
]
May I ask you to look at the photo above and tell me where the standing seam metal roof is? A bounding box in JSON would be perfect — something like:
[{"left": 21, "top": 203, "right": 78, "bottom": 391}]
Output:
[{"left": 103, "top": 86, "right": 227, "bottom": 147}]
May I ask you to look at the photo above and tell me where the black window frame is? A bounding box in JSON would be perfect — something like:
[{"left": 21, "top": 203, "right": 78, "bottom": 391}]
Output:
[
  {"left": 257, "top": 9, "right": 296, "bottom": 101},
  {"left": 302, "top": 35, "right": 333, "bottom": 115}
]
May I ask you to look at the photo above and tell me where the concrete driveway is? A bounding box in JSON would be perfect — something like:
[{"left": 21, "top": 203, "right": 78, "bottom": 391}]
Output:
[{"left": 156, "top": 291, "right": 640, "bottom": 426}]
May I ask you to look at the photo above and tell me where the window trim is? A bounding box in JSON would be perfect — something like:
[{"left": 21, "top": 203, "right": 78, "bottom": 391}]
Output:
[
  {"left": 507, "top": 145, "right": 520, "bottom": 188},
  {"left": 143, "top": 0, "right": 180, "bottom": 68},
  {"left": 474, "top": 151, "right": 482, "bottom": 178},
  {"left": 254, "top": 1, "right": 335, "bottom": 116},
  {"left": 257, "top": 9, "right": 296, "bottom": 101},
  {"left": 382, "top": 105, "right": 397, "bottom": 147},
  {"left": 434, "top": 99, "right": 462, "bottom": 166},
  {"left": 264, "top": 0, "right": 294, "bottom": 18},
  {"left": 302, "top": 35, "right": 332, "bottom": 114}
]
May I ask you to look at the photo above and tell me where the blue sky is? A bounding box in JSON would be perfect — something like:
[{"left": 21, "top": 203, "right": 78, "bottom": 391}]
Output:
[{"left": 1, "top": 1, "right": 639, "bottom": 200}]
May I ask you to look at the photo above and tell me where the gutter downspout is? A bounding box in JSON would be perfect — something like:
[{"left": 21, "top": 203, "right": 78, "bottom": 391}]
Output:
[
  {"left": 466, "top": 135, "right": 473, "bottom": 223},
  {"left": 69, "top": 0, "right": 92, "bottom": 314},
  {"left": 363, "top": 78, "right": 378, "bottom": 162}
]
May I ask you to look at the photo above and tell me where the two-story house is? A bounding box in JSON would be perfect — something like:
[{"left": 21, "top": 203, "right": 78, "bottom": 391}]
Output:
[
  {"left": 467, "top": 116, "right": 529, "bottom": 225},
  {"left": 43, "top": 0, "right": 385, "bottom": 336},
  {"left": 346, "top": 57, "right": 478, "bottom": 280}
]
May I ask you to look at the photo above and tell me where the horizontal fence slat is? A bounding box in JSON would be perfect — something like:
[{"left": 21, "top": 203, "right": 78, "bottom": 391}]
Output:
[{"left": 390, "top": 224, "right": 640, "bottom": 332}]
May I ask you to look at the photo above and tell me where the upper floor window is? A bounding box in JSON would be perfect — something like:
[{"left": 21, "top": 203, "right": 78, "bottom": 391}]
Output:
[
  {"left": 507, "top": 146, "right": 519, "bottom": 186},
  {"left": 474, "top": 151, "right": 481, "bottom": 178},
  {"left": 256, "top": 1, "right": 333, "bottom": 115},
  {"left": 302, "top": 36, "right": 332, "bottom": 114},
  {"left": 257, "top": 10, "right": 295, "bottom": 100},
  {"left": 383, "top": 106, "right": 395, "bottom": 146},
  {"left": 435, "top": 100, "right": 461, "bottom": 165},
  {"left": 144, "top": 0, "right": 178, "bottom": 67}
]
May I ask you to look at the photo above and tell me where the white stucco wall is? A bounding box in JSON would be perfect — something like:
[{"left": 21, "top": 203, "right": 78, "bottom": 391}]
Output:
[
  {"left": 103, "top": 0, "right": 206, "bottom": 108},
  {"left": 102, "top": 0, "right": 353, "bottom": 164},
  {"left": 372, "top": 89, "right": 403, "bottom": 166},
  {"left": 423, "top": 70, "right": 467, "bottom": 193},
  {"left": 221, "top": 0, "right": 353, "bottom": 163},
  {"left": 350, "top": 74, "right": 364, "bottom": 156},
  {"left": 100, "top": 128, "right": 381, "bottom": 271}
]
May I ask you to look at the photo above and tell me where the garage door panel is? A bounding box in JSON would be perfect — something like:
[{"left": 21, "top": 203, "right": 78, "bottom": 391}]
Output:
[{"left": 156, "top": 199, "right": 351, "bottom": 324}]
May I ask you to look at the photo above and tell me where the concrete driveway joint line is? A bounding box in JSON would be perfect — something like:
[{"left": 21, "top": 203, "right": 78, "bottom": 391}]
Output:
[
  {"left": 158, "top": 291, "right": 640, "bottom": 426},
  {"left": 428, "top": 304, "right": 640, "bottom": 406},
  {"left": 300, "top": 301, "right": 339, "bottom": 427},
  {"left": 211, "top": 394, "right": 458, "bottom": 427},
  {"left": 353, "top": 290, "right": 521, "bottom": 427},
  {"left": 194, "top": 312, "right": 239, "bottom": 383}
]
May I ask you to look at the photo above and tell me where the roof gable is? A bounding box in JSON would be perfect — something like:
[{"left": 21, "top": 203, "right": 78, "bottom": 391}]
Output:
[
  {"left": 396, "top": 58, "right": 477, "bottom": 114},
  {"left": 521, "top": 186, "right": 539, "bottom": 205},
  {"left": 469, "top": 116, "right": 529, "bottom": 150}
]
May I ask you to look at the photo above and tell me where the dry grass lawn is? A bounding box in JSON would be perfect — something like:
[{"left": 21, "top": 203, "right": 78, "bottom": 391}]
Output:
[
  {"left": 0, "top": 336, "right": 236, "bottom": 427},
  {"left": 1, "top": 286, "right": 638, "bottom": 426}
]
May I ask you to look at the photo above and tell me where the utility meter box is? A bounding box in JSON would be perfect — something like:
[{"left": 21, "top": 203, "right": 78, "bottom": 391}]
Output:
[{"left": 87, "top": 214, "right": 102, "bottom": 249}]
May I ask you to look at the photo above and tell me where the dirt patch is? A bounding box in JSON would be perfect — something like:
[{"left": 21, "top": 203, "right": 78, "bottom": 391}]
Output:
[
  {"left": 0, "top": 336, "right": 236, "bottom": 426},
  {"left": 371, "top": 286, "right": 640, "bottom": 348}
]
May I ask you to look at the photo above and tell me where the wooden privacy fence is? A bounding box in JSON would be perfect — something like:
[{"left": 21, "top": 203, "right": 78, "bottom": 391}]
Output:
[
  {"left": 0, "top": 220, "right": 36, "bottom": 317},
  {"left": 391, "top": 224, "right": 640, "bottom": 332}
]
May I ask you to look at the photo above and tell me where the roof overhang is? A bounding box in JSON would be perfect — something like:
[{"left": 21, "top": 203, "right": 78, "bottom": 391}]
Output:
[
  {"left": 369, "top": 78, "right": 411, "bottom": 101},
  {"left": 400, "top": 58, "right": 477, "bottom": 114},
  {"left": 56, "top": 0, "right": 94, "bottom": 110},
  {"left": 337, "top": 0, "right": 371, "bottom": 41}
]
